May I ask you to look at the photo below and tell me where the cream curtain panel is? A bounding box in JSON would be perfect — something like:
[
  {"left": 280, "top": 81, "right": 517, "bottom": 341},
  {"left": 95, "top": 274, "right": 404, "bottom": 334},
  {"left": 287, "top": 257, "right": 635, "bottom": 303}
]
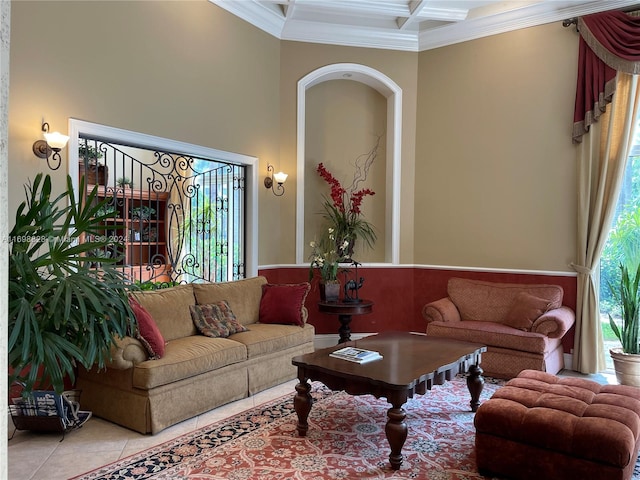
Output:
[{"left": 572, "top": 73, "right": 640, "bottom": 373}]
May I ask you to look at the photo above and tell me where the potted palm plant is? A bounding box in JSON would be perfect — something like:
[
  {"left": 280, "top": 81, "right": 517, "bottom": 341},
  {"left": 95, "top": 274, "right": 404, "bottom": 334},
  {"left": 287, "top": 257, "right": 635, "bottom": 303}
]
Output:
[
  {"left": 609, "top": 254, "right": 640, "bottom": 386},
  {"left": 9, "top": 173, "right": 136, "bottom": 395}
]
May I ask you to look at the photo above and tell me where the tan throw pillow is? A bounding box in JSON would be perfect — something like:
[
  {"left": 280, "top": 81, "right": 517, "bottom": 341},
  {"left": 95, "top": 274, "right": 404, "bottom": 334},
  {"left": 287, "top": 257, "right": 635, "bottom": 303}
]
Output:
[
  {"left": 504, "top": 292, "right": 552, "bottom": 331},
  {"left": 189, "top": 301, "right": 249, "bottom": 338}
]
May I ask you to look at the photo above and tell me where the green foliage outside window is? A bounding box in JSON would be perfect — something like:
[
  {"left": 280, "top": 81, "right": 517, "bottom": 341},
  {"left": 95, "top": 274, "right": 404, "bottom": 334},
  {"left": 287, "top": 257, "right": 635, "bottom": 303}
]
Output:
[{"left": 601, "top": 155, "right": 640, "bottom": 328}]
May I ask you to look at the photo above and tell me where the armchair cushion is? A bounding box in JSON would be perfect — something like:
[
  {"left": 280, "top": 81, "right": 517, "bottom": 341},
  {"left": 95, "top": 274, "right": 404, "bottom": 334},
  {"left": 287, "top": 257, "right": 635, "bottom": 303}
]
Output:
[
  {"left": 447, "top": 278, "right": 563, "bottom": 323},
  {"left": 504, "top": 292, "right": 552, "bottom": 331}
]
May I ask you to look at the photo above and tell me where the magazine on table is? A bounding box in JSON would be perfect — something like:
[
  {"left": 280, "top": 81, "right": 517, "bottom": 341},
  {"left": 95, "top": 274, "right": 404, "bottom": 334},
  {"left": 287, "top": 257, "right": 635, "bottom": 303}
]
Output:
[{"left": 330, "top": 346, "right": 383, "bottom": 364}]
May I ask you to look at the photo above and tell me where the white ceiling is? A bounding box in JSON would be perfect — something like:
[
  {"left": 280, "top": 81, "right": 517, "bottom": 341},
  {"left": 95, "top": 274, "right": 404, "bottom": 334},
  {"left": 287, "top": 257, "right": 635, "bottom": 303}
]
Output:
[{"left": 211, "top": 0, "right": 639, "bottom": 51}]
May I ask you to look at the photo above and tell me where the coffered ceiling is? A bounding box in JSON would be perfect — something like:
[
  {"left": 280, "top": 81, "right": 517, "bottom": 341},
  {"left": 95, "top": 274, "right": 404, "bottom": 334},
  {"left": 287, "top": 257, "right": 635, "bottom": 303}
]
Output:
[{"left": 210, "top": 0, "right": 640, "bottom": 51}]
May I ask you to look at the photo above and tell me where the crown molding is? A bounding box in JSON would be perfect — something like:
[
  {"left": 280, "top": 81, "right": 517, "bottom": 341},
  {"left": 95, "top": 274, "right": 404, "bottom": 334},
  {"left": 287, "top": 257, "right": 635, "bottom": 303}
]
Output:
[
  {"left": 211, "top": 0, "right": 640, "bottom": 52},
  {"left": 282, "top": 21, "right": 419, "bottom": 52},
  {"left": 418, "top": 0, "right": 640, "bottom": 50},
  {"left": 213, "top": 0, "right": 285, "bottom": 38}
]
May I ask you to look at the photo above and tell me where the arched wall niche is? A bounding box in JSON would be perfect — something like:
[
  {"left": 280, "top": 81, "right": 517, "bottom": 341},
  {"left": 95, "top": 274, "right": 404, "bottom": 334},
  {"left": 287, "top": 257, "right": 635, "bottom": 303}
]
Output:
[{"left": 296, "top": 63, "right": 402, "bottom": 265}]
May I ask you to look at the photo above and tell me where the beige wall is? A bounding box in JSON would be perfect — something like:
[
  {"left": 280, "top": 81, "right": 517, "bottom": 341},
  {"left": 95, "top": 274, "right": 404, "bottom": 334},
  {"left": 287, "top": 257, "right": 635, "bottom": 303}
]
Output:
[
  {"left": 8, "top": 2, "right": 579, "bottom": 272},
  {"left": 305, "top": 79, "right": 386, "bottom": 263},
  {"left": 9, "top": 0, "right": 282, "bottom": 264},
  {"left": 416, "top": 23, "right": 578, "bottom": 272},
  {"left": 279, "top": 41, "right": 417, "bottom": 264}
]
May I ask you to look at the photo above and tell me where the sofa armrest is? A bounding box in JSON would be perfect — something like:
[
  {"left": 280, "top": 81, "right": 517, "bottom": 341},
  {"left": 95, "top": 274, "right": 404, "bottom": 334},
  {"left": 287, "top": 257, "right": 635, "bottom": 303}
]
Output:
[
  {"left": 422, "top": 298, "right": 462, "bottom": 324},
  {"left": 531, "top": 306, "right": 576, "bottom": 338},
  {"left": 105, "top": 336, "right": 148, "bottom": 369}
]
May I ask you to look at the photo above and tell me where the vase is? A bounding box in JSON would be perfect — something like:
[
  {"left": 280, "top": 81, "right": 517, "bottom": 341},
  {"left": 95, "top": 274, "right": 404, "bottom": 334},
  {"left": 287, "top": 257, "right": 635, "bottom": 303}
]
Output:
[
  {"left": 320, "top": 281, "right": 340, "bottom": 302},
  {"left": 610, "top": 347, "right": 640, "bottom": 387}
]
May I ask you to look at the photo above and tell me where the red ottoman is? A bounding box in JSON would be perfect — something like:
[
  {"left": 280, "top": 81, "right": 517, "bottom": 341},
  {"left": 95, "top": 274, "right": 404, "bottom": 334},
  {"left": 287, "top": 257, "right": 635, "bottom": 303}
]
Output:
[{"left": 474, "top": 369, "right": 640, "bottom": 480}]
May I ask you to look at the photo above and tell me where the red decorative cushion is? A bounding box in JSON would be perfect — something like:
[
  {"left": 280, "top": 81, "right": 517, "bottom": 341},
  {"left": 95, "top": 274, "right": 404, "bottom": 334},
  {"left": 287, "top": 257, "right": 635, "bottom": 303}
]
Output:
[
  {"left": 504, "top": 292, "right": 552, "bottom": 331},
  {"left": 189, "top": 301, "right": 248, "bottom": 338},
  {"left": 259, "top": 283, "right": 310, "bottom": 326},
  {"left": 130, "top": 297, "right": 165, "bottom": 359}
]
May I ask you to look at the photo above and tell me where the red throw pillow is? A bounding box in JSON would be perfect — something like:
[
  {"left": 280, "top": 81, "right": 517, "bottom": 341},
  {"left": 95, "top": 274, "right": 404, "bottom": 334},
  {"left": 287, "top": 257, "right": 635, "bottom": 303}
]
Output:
[
  {"left": 259, "top": 283, "right": 310, "bottom": 326},
  {"left": 130, "top": 297, "right": 166, "bottom": 359}
]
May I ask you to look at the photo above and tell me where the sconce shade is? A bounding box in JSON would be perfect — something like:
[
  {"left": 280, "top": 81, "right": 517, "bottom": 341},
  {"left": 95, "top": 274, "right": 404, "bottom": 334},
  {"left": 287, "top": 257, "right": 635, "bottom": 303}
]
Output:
[
  {"left": 273, "top": 171, "right": 288, "bottom": 184},
  {"left": 43, "top": 131, "right": 70, "bottom": 150}
]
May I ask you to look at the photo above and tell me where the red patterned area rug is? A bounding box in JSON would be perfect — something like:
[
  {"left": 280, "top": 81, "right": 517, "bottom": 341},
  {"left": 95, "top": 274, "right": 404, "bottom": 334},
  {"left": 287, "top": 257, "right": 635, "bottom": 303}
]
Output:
[{"left": 74, "top": 376, "right": 514, "bottom": 479}]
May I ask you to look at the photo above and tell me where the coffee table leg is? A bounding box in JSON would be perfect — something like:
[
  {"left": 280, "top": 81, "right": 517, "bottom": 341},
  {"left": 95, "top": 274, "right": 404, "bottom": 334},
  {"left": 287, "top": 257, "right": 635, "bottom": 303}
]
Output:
[
  {"left": 385, "top": 404, "right": 407, "bottom": 470},
  {"left": 466, "top": 363, "right": 485, "bottom": 412},
  {"left": 294, "top": 380, "right": 313, "bottom": 436}
]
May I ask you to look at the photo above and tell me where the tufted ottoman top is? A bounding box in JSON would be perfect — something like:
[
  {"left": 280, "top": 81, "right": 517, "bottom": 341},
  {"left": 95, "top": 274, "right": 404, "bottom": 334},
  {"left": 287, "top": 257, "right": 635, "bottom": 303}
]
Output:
[{"left": 474, "top": 369, "right": 640, "bottom": 469}]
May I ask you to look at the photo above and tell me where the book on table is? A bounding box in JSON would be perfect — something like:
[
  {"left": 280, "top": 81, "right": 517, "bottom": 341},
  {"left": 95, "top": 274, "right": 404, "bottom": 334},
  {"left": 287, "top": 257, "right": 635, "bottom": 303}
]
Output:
[{"left": 329, "top": 347, "right": 383, "bottom": 364}]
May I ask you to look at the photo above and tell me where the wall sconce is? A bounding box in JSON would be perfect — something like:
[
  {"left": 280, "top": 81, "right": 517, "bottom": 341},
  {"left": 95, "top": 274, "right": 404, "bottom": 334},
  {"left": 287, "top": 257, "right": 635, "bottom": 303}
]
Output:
[
  {"left": 32, "top": 121, "right": 70, "bottom": 171},
  {"left": 264, "top": 163, "right": 287, "bottom": 196}
]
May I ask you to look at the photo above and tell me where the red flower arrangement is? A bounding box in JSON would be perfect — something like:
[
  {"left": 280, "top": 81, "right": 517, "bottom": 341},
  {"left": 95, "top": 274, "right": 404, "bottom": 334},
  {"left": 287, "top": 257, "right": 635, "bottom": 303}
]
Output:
[{"left": 316, "top": 162, "right": 376, "bottom": 259}]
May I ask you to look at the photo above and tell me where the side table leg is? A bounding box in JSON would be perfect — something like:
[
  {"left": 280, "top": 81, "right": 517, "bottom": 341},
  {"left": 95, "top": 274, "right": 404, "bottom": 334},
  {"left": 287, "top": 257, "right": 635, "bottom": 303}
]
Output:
[
  {"left": 466, "top": 364, "right": 485, "bottom": 412},
  {"left": 338, "top": 314, "right": 352, "bottom": 344},
  {"left": 385, "top": 405, "right": 407, "bottom": 470},
  {"left": 294, "top": 380, "right": 313, "bottom": 436}
]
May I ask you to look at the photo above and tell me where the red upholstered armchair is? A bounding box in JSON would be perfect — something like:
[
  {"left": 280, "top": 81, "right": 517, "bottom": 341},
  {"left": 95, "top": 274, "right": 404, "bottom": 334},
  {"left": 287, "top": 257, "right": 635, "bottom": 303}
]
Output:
[{"left": 422, "top": 278, "right": 575, "bottom": 379}]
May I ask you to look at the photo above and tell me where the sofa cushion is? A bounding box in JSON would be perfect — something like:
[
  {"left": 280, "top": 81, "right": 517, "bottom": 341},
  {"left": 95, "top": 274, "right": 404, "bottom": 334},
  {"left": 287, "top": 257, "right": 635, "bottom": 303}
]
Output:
[
  {"left": 229, "top": 322, "right": 315, "bottom": 358},
  {"left": 132, "top": 284, "right": 197, "bottom": 341},
  {"left": 504, "top": 292, "right": 552, "bottom": 331},
  {"left": 189, "top": 301, "right": 248, "bottom": 338},
  {"left": 259, "top": 283, "right": 310, "bottom": 326},
  {"left": 130, "top": 297, "right": 165, "bottom": 359},
  {"left": 447, "top": 278, "right": 564, "bottom": 323},
  {"left": 193, "top": 276, "right": 267, "bottom": 326},
  {"left": 427, "top": 320, "right": 561, "bottom": 355},
  {"left": 131, "top": 336, "right": 247, "bottom": 390}
]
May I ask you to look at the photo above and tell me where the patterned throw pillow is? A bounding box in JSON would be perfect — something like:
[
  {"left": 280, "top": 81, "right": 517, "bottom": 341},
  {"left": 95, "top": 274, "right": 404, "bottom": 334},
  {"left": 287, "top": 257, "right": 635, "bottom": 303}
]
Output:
[
  {"left": 189, "top": 301, "right": 249, "bottom": 338},
  {"left": 259, "top": 283, "right": 311, "bottom": 326},
  {"left": 130, "top": 297, "right": 166, "bottom": 359}
]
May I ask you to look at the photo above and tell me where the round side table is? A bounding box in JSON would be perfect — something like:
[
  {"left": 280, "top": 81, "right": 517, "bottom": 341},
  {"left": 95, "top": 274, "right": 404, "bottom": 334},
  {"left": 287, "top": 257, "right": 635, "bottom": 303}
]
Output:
[{"left": 318, "top": 300, "right": 374, "bottom": 344}]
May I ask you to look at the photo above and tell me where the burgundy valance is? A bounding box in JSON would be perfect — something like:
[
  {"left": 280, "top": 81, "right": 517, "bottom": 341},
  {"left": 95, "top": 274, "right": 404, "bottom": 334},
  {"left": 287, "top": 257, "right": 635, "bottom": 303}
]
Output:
[{"left": 572, "top": 10, "right": 640, "bottom": 143}]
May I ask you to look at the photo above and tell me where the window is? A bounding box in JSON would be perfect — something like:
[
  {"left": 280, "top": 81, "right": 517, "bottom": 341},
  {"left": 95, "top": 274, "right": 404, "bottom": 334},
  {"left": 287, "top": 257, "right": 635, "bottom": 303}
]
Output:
[
  {"left": 600, "top": 115, "right": 640, "bottom": 368},
  {"left": 70, "top": 119, "right": 258, "bottom": 284}
]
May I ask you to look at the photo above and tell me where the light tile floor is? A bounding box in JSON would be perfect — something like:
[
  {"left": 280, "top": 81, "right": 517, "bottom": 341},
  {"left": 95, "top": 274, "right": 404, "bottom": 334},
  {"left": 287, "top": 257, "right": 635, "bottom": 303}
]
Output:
[
  {"left": 6, "top": 371, "right": 618, "bottom": 480},
  {"left": 7, "top": 379, "right": 299, "bottom": 480}
]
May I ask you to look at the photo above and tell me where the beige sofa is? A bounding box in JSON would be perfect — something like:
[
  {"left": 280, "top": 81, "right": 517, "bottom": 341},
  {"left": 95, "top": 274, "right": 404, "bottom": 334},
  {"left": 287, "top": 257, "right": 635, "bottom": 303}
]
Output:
[
  {"left": 77, "top": 276, "right": 315, "bottom": 434},
  {"left": 422, "top": 278, "right": 575, "bottom": 379}
]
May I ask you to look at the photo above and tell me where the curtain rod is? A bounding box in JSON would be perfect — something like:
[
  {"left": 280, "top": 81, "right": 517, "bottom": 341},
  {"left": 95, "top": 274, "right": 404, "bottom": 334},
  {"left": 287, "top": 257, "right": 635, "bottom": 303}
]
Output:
[{"left": 563, "top": 5, "right": 640, "bottom": 31}]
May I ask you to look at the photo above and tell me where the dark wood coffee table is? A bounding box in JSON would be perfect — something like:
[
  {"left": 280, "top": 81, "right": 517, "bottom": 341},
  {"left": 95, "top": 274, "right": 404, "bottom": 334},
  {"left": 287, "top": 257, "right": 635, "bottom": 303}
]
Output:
[{"left": 291, "top": 331, "right": 487, "bottom": 470}]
